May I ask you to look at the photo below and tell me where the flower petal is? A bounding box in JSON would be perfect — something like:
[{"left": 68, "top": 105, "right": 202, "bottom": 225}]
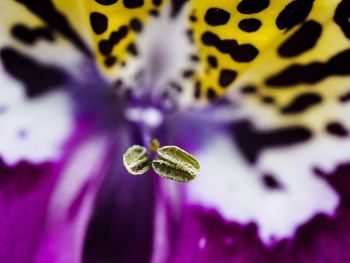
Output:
[
  {"left": 83, "top": 165, "right": 156, "bottom": 263},
  {"left": 164, "top": 163, "right": 350, "bottom": 263},
  {"left": 0, "top": 0, "right": 97, "bottom": 165},
  {"left": 151, "top": 107, "right": 350, "bottom": 262},
  {"left": 186, "top": 124, "right": 342, "bottom": 242},
  {"left": 0, "top": 61, "right": 75, "bottom": 164},
  {"left": 0, "top": 129, "right": 114, "bottom": 263},
  {"left": 0, "top": 0, "right": 91, "bottom": 60},
  {"left": 35, "top": 134, "right": 113, "bottom": 263}
]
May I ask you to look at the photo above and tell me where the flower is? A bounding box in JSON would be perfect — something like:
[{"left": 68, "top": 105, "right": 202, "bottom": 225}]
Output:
[{"left": 1, "top": 0, "right": 350, "bottom": 263}]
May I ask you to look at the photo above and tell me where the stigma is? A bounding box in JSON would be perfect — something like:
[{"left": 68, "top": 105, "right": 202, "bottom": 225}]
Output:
[{"left": 125, "top": 106, "right": 164, "bottom": 128}]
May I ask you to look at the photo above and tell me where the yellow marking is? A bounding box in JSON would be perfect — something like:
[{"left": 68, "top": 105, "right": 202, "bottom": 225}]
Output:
[{"left": 83, "top": 0, "right": 169, "bottom": 81}]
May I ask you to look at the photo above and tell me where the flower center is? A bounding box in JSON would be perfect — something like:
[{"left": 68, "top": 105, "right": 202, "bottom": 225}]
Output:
[{"left": 125, "top": 106, "right": 164, "bottom": 129}]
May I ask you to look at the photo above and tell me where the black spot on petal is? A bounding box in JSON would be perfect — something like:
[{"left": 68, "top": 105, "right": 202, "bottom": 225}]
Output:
[
  {"left": 202, "top": 31, "right": 259, "bottom": 62},
  {"left": 149, "top": 9, "right": 159, "bottom": 17},
  {"left": 90, "top": 12, "right": 108, "bottom": 35},
  {"left": 194, "top": 81, "right": 201, "bottom": 99},
  {"left": 190, "top": 54, "right": 200, "bottom": 62},
  {"left": 110, "top": 26, "right": 129, "bottom": 44},
  {"left": 11, "top": 24, "right": 54, "bottom": 45},
  {"left": 261, "top": 96, "right": 275, "bottom": 104},
  {"left": 231, "top": 120, "right": 312, "bottom": 164},
  {"left": 339, "top": 91, "right": 350, "bottom": 103},
  {"left": 95, "top": 0, "right": 118, "bottom": 5},
  {"left": 237, "top": 0, "right": 270, "bottom": 14},
  {"left": 326, "top": 122, "right": 348, "bottom": 137},
  {"left": 278, "top": 20, "right": 322, "bottom": 57},
  {"left": 262, "top": 174, "right": 283, "bottom": 190},
  {"left": 205, "top": 8, "right": 230, "bottom": 26},
  {"left": 16, "top": 0, "right": 91, "bottom": 56},
  {"left": 152, "top": 0, "right": 162, "bottom": 6},
  {"left": 267, "top": 49, "right": 350, "bottom": 86},
  {"left": 123, "top": 0, "right": 144, "bottom": 8},
  {"left": 276, "top": 0, "right": 314, "bottom": 30},
  {"left": 130, "top": 18, "right": 143, "bottom": 32},
  {"left": 189, "top": 15, "right": 197, "bottom": 22},
  {"left": 99, "top": 40, "right": 113, "bottom": 56},
  {"left": 126, "top": 43, "right": 138, "bottom": 56},
  {"left": 206, "top": 88, "right": 218, "bottom": 101},
  {"left": 240, "top": 85, "right": 257, "bottom": 95},
  {"left": 239, "top": 19, "right": 262, "bottom": 32},
  {"left": 207, "top": 55, "right": 218, "bottom": 68},
  {"left": 104, "top": 56, "right": 117, "bottom": 67},
  {"left": 170, "top": 0, "right": 188, "bottom": 17},
  {"left": 219, "top": 69, "right": 237, "bottom": 88},
  {"left": 334, "top": 0, "right": 350, "bottom": 40},
  {"left": 183, "top": 70, "right": 194, "bottom": 78},
  {"left": 0, "top": 47, "right": 67, "bottom": 97},
  {"left": 281, "top": 93, "right": 322, "bottom": 114}
]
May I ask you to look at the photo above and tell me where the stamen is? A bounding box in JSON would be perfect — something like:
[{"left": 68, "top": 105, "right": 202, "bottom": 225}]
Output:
[
  {"left": 122, "top": 141, "right": 200, "bottom": 182},
  {"left": 152, "top": 145, "right": 200, "bottom": 182},
  {"left": 149, "top": 138, "right": 160, "bottom": 151},
  {"left": 122, "top": 145, "right": 151, "bottom": 175}
]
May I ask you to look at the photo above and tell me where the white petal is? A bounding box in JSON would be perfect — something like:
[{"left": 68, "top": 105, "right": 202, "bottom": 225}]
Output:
[
  {"left": 0, "top": 64, "right": 73, "bottom": 165},
  {"left": 187, "top": 131, "right": 342, "bottom": 243}
]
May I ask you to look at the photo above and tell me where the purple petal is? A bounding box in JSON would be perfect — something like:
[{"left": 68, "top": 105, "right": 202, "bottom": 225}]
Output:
[
  {"left": 83, "top": 167, "right": 156, "bottom": 263},
  {"left": 0, "top": 129, "right": 114, "bottom": 263},
  {"left": 156, "top": 185, "right": 346, "bottom": 263},
  {"left": 83, "top": 124, "right": 158, "bottom": 263},
  {"left": 168, "top": 162, "right": 350, "bottom": 263},
  {"left": 150, "top": 108, "right": 350, "bottom": 262}
]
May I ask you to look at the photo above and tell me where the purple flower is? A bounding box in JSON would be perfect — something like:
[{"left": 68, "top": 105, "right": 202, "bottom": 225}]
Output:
[{"left": 1, "top": 1, "right": 350, "bottom": 263}]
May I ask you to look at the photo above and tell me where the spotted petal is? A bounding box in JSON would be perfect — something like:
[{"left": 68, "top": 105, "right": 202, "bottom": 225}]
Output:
[
  {"left": 0, "top": 1, "right": 119, "bottom": 262},
  {"left": 0, "top": 0, "right": 96, "bottom": 165}
]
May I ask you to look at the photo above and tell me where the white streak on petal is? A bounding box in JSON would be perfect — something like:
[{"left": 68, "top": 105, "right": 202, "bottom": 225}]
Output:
[
  {"left": 49, "top": 136, "right": 108, "bottom": 219},
  {"left": 36, "top": 136, "right": 110, "bottom": 263},
  {"left": 151, "top": 193, "right": 170, "bottom": 263},
  {"left": 151, "top": 181, "right": 182, "bottom": 263},
  {"left": 0, "top": 66, "right": 73, "bottom": 164},
  {"left": 188, "top": 133, "right": 340, "bottom": 243},
  {"left": 116, "top": 3, "right": 196, "bottom": 109},
  {"left": 198, "top": 237, "right": 207, "bottom": 250}
]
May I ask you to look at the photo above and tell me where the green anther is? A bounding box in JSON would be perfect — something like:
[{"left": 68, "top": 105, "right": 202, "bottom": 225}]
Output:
[
  {"left": 123, "top": 145, "right": 151, "bottom": 175},
  {"left": 150, "top": 139, "right": 160, "bottom": 151},
  {"left": 152, "top": 146, "right": 200, "bottom": 182}
]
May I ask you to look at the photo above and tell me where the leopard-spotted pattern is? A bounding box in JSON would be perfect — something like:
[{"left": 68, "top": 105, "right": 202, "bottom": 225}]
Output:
[{"left": 1, "top": 0, "right": 350, "bottom": 190}]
